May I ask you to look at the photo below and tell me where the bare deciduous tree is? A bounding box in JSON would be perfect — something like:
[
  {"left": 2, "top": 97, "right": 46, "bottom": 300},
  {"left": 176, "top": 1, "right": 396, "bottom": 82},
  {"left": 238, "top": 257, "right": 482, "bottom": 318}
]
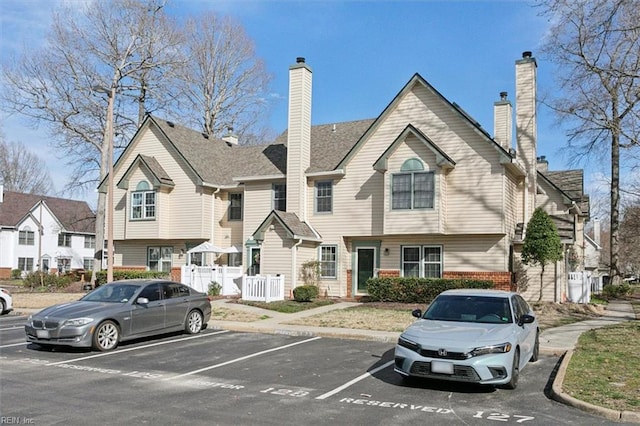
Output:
[
  {"left": 172, "top": 12, "right": 272, "bottom": 140},
  {"left": 538, "top": 0, "right": 640, "bottom": 285},
  {"left": 1, "top": 0, "right": 273, "bottom": 283},
  {"left": 0, "top": 133, "right": 52, "bottom": 195},
  {"left": 1, "top": 0, "right": 182, "bottom": 283}
]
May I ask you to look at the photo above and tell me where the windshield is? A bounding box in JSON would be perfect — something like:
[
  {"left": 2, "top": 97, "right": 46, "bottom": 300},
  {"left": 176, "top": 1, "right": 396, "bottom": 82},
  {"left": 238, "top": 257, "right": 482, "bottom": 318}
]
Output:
[
  {"left": 81, "top": 284, "right": 139, "bottom": 303},
  {"left": 423, "top": 295, "right": 513, "bottom": 324}
]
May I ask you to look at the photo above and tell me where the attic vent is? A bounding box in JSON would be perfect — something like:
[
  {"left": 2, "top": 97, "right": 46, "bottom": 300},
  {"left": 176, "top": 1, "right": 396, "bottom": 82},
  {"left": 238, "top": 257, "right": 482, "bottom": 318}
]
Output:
[
  {"left": 167, "top": 121, "right": 175, "bottom": 127},
  {"left": 201, "top": 133, "right": 209, "bottom": 139}
]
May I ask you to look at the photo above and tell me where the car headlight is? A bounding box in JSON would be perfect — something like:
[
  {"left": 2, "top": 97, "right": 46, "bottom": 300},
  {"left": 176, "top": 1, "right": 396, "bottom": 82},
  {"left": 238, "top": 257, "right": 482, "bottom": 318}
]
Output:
[
  {"left": 63, "top": 318, "right": 94, "bottom": 326},
  {"left": 469, "top": 342, "right": 512, "bottom": 358},
  {"left": 397, "top": 335, "right": 420, "bottom": 352}
]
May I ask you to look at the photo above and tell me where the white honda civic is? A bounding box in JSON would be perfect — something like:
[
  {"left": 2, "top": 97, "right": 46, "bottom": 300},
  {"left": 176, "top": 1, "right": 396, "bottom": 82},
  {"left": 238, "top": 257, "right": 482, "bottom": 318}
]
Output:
[{"left": 394, "top": 289, "right": 539, "bottom": 389}]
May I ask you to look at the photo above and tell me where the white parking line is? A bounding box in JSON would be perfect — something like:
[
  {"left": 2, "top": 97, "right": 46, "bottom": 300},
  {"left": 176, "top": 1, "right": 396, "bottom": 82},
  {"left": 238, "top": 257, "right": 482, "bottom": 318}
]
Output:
[
  {"left": 0, "top": 326, "right": 25, "bottom": 331},
  {"left": 167, "top": 336, "right": 322, "bottom": 380},
  {"left": 0, "top": 342, "right": 28, "bottom": 348},
  {"left": 47, "top": 330, "right": 230, "bottom": 365},
  {"left": 315, "top": 360, "right": 394, "bottom": 400}
]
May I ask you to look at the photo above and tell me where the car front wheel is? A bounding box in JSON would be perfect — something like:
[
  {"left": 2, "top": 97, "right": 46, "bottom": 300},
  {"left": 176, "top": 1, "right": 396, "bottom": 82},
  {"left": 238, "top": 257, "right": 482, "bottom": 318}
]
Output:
[
  {"left": 0, "top": 299, "right": 5, "bottom": 315},
  {"left": 93, "top": 320, "right": 119, "bottom": 351},
  {"left": 185, "top": 309, "right": 204, "bottom": 334},
  {"left": 530, "top": 331, "right": 540, "bottom": 362},
  {"left": 504, "top": 350, "right": 520, "bottom": 390}
]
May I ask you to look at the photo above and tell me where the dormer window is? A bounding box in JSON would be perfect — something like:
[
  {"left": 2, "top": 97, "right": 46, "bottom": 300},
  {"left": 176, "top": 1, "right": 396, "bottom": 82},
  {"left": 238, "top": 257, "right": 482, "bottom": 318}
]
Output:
[
  {"left": 392, "top": 158, "right": 434, "bottom": 210},
  {"left": 131, "top": 180, "right": 156, "bottom": 220}
]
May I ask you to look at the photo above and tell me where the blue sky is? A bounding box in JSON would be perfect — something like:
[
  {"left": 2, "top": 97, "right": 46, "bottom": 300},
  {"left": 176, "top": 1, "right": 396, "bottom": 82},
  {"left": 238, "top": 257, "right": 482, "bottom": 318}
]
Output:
[{"left": 0, "top": 0, "right": 610, "bottom": 208}]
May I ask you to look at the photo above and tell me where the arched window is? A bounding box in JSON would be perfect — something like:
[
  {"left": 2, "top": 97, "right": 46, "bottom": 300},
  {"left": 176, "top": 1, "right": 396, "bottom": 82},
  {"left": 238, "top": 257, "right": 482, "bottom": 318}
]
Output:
[
  {"left": 131, "top": 180, "right": 156, "bottom": 220},
  {"left": 392, "top": 159, "right": 434, "bottom": 210}
]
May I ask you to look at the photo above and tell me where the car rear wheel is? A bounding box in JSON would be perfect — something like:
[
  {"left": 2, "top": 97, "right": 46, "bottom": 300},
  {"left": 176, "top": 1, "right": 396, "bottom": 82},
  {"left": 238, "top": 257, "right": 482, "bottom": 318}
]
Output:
[
  {"left": 530, "top": 331, "right": 540, "bottom": 362},
  {"left": 504, "top": 350, "right": 520, "bottom": 390},
  {"left": 185, "top": 309, "right": 203, "bottom": 334},
  {"left": 93, "top": 320, "right": 119, "bottom": 351}
]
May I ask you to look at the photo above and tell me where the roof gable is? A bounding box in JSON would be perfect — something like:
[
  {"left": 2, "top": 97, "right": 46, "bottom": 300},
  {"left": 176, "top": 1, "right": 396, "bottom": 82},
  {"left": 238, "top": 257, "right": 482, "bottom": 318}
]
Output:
[
  {"left": 373, "top": 124, "right": 455, "bottom": 172},
  {"left": 252, "top": 210, "right": 321, "bottom": 242},
  {"left": 117, "top": 154, "right": 175, "bottom": 190},
  {"left": 0, "top": 190, "right": 95, "bottom": 233},
  {"left": 336, "top": 73, "right": 514, "bottom": 171}
]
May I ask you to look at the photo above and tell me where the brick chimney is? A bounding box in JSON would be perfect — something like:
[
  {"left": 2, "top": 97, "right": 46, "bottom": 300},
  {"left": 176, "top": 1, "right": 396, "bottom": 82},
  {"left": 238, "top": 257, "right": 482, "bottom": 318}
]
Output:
[
  {"left": 286, "top": 57, "right": 312, "bottom": 220},
  {"left": 516, "top": 51, "right": 537, "bottom": 225},
  {"left": 494, "top": 91, "right": 512, "bottom": 150}
]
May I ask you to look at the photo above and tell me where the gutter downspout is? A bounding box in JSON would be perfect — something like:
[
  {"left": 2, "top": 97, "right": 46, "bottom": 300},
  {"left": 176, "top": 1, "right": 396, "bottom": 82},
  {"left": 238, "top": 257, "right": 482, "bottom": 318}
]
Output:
[{"left": 291, "top": 238, "right": 303, "bottom": 297}]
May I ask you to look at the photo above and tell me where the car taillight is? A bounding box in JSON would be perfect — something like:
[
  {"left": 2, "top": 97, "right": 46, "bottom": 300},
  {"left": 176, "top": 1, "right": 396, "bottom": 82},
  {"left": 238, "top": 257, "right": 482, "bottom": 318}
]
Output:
[{"left": 207, "top": 296, "right": 212, "bottom": 302}]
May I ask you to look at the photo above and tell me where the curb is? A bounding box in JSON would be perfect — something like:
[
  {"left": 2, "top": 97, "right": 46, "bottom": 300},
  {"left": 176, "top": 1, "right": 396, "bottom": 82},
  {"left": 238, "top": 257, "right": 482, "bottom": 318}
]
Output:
[{"left": 551, "top": 350, "right": 640, "bottom": 423}]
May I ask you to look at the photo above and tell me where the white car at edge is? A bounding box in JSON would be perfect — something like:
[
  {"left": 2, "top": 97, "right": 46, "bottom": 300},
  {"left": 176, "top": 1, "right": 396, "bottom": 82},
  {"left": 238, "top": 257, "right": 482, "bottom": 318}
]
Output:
[
  {"left": 394, "top": 289, "right": 539, "bottom": 389},
  {"left": 0, "top": 287, "right": 13, "bottom": 315}
]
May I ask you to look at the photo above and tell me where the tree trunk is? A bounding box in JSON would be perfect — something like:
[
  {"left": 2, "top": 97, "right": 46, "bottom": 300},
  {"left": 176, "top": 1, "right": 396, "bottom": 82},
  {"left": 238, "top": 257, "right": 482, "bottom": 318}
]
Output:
[
  {"left": 538, "top": 264, "right": 545, "bottom": 302},
  {"left": 610, "top": 119, "right": 621, "bottom": 285}
]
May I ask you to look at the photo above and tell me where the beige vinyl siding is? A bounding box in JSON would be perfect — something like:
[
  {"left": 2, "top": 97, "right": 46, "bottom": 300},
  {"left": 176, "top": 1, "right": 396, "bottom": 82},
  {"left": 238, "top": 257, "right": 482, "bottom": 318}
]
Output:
[
  {"left": 115, "top": 240, "right": 188, "bottom": 269},
  {"left": 518, "top": 254, "right": 565, "bottom": 302},
  {"left": 216, "top": 191, "right": 244, "bottom": 250},
  {"left": 243, "top": 182, "right": 277, "bottom": 246},
  {"left": 261, "top": 222, "right": 293, "bottom": 293},
  {"left": 504, "top": 169, "right": 520, "bottom": 238},
  {"left": 113, "top": 126, "right": 212, "bottom": 242},
  {"left": 383, "top": 135, "right": 440, "bottom": 234},
  {"left": 321, "top": 84, "right": 506, "bottom": 239},
  {"left": 296, "top": 243, "right": 317, "bottom": 289},
  {"left": 377, "top": 235, "right": 509, "bottom": 272},
  {"left": 536, "top": 179, "right": 569, "bottom": 216}
]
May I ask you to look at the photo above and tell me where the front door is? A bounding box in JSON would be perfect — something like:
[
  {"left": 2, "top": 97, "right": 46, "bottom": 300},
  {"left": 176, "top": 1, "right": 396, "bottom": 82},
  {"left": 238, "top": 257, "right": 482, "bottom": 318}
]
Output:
[
  {"left": 249, "top": 247, "right": 261, "bottom": 275},
  {"left": 356, "top": 248, "right": 375, "bottom": 293}
]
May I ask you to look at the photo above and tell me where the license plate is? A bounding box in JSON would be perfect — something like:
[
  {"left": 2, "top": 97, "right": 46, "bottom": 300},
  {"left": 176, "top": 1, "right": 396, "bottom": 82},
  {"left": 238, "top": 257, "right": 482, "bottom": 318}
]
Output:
[
  {"left": 431, "top": 360, "right": 454, "bottom": 374},
  {"left": 36, "top": 330, "right": 50, "bottom": 339}
]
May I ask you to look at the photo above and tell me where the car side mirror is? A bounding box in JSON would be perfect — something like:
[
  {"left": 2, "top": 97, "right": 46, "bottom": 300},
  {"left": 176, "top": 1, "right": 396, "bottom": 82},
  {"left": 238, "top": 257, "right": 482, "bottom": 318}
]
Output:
[
  {"left": 518, "top": 314, "right": 535, "bottom": 326},
  {"left": 412, "top": 309, "right": 423, "bottom": 319},
  {"left": 137, "top": 297, "right": 149, "bottom": 305}
]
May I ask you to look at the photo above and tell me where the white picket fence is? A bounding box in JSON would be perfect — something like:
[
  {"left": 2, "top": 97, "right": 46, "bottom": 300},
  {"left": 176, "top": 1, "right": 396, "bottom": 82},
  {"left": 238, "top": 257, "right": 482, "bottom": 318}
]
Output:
[
  {"left": 181, "top": 265, "right": 243, "bottom": 296},
  {"left": 242, "top": 275, "right": 285, "bottom": 303}
]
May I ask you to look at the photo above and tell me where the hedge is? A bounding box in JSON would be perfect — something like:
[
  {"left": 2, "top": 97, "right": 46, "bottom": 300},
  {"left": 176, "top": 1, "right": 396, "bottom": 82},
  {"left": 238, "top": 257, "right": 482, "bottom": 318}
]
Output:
[
  {"left": 365, "top": 277, "right": 494, "bottom": 303},
  {"left": 95, "top": 270, "right": 170, "bottom": 286}
]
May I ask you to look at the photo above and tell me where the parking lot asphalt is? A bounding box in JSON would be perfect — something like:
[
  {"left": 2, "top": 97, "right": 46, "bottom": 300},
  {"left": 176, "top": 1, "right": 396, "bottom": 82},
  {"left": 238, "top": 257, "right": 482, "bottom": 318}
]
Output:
[
  {"left": 204, "top": 299, "right": 640, "bottom": 424},
  {"left": 3, "top": 299, "right": 638, "bottom": 424},
  {"left": 1, "top": 315, "right": 633, "bottom": 425}
]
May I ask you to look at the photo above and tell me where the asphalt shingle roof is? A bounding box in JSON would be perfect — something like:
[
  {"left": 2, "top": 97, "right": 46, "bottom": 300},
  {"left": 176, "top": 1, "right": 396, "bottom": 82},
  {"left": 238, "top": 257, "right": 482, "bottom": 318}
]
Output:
[
  {"left": 151, "top": 116, "right": 374, "bottom": 185},
  {"left": 0, "top": 190, "right": 95, "bottom": 233}
]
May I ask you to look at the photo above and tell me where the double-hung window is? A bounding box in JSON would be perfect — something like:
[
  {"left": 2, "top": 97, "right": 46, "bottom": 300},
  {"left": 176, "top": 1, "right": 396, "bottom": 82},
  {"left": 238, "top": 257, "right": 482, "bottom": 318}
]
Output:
[
  {"left": 131, "top": 181, "right": 156, "bottom": 220},
  {"left": 392, "top": 159, "right": 434, "bottom": 210},
  {"left": 148, "top": 246, "right": 173, "bottom": 272},
  {"left": 58, "top": 233, "right": 72, "bottom": 247},
  {"left": 19, "top": 229, "right": 35, "bottom": 245},
  {"left": 273, "top": 183, "right": 286, "bottom": 211},
  {"left": 315, "top": 181, "right": 333, "bottom": 213},
  {"left": 229, "top": 193, "right": 243, "bottom": 221},
  {"left": 84, "top": 235, "right": 96, "bottom": 249},
  {"left": 319, "top": 245, "right": 337, "bottom": 278},
  {"left": 401, "top": 245, "right": 442, "bottom": 278},
  {"left": 18, "top": 257, "right": 33, "bottom": 272}
]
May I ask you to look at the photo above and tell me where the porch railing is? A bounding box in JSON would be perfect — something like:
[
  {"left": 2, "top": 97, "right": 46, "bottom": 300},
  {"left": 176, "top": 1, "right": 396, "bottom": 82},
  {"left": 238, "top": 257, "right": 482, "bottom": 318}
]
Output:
[{"left": 242, "top": 275, "right": 285, "bottom": 303}]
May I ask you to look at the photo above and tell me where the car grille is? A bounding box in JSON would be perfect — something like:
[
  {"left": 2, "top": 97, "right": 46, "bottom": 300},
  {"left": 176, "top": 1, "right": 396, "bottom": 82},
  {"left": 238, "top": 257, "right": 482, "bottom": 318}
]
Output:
[
  {"left": 32, "top": 320, "right": 60, "bottom": 329},
  {"left": 418, "top": 349, "right": 468, "bottom": 360},
  {"left": 410, "top": 361, "right": 481, "bottom": 382}
]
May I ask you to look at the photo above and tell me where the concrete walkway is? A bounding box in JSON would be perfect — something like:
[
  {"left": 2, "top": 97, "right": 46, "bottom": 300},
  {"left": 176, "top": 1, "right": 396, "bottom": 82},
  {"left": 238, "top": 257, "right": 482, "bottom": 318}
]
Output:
[{"left": 208, "top": 299, "right": 639, "bottom": 423}]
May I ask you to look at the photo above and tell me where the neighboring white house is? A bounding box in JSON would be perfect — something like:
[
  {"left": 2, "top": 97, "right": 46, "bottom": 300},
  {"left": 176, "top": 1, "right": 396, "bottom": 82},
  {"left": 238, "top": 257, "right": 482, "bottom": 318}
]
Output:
[
  {"left": 100, "top": 52, "right": 591, "bottom": 302},
  {"left": 0, "top": 187, "right": 96, "bottom": 278}
]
